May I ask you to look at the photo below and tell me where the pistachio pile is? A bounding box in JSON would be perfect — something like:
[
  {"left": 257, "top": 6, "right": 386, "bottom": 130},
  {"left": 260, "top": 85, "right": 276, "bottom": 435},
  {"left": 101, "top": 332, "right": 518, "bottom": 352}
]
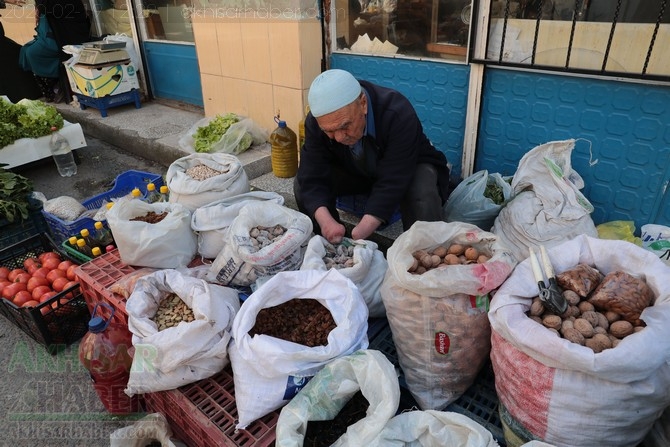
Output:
[
  {"left": 152, "top": 293, "right": 195, "bottom": 331},
  {"left": 323, "top": 242, "right": 355, "bottom": 269},
  {"left": 249, "top": 225, "right": 287, "bottom": 252}
]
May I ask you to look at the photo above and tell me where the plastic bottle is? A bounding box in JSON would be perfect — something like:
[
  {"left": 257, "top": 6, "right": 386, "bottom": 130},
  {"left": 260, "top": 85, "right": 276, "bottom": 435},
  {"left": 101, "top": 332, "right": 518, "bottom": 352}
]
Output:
[
  {"left": 146, "top": 182, "right": 161, "bottom": 203},
  {"left": 298, "top": 105, "right": 310, "bottom": 152},
  {"left": 76, "top": 238, "right": 93, "bottom": 258},
  {"left": 130, "top": 188, "right": 142, "bottom": 200},
  {"left": 68, "top": 236, "right": 79, "bottom": 250},
  {"left": 49, "top": 126, "right": 77, "bottom": 177},
  {"left": 79, "top": 303, "right": 142, "bottom": 414},
  {"left": 269, "top": 116, "right": 298, "bottom": 178},
  {"left": 80, "top": 228, "right": 94, "bottom": 247},
  {"left": 93, "top": 220, "right": 114, "bottom": 250},
  {"left": 91, "top": 247, "right": 102, "bottom": 257},
  {"left": 158, "top": 185, "right": 170, "bottom": 202}
]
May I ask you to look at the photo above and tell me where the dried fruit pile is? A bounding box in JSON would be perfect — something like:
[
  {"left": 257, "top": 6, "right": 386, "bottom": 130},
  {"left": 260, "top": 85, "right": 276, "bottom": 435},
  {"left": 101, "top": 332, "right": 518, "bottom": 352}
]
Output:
[
  {"left": 152, "top": 293, "right": 195, "bottom": 331},
  {"left": 322, "top": 242, "right": 355, "bottom": 269},
  {"left": 249, "top": 224, "right": 286, "bottom": 252},
  {"left": 528, "top": 264, "right": 654, "bottom": 352},
  {"left": 249, "top": 298, "right": 335, "bottom": 347},
  {"left": 130, "top": 211, "right": 168, "bottom": 224},
  {"left": 408, "top": 243, "right": 491, "bottom": 274},
  {"left": 303, "top": 390, "right": 369, "bottom": 447}
]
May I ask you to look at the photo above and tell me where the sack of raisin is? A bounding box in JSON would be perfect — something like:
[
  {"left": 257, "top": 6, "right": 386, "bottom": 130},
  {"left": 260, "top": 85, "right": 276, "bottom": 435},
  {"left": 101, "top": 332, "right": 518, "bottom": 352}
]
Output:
[{"left": 488, "top": 234, "right": 670, "bottom": 447}]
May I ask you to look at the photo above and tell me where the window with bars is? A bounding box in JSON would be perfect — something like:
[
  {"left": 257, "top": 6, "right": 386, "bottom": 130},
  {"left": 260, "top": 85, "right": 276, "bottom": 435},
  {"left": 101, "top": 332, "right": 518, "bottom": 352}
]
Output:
[{"left": 476, "top": 0, "right": 670, "bottom": 81}]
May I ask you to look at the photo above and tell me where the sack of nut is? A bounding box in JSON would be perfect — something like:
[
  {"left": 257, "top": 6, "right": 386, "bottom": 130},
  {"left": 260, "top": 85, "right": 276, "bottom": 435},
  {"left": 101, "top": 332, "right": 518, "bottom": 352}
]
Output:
[
  {"left": 300, "top": 235, "right": 388, "bottom": 318},
  {"left": 488, "top": 234, "right": 670, "bottom": 447},
  {"left": 206, "top": 201, "right": 313, "bottom": 287},
  {"left": 229, "top": 269, "right": 369, "bottom": 430},
  {"left": 380, "top": 221, "right": 517, "bottom": 411},
  {"left": 124, "top": 269, "right": 241, "bottom": 396}
]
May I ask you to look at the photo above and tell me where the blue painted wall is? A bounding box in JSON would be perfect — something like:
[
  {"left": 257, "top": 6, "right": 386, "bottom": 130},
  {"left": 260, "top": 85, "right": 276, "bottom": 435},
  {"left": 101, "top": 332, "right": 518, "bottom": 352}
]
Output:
[
  {"left": 331, "top": 54, "right": 470, "bottom": 177},
  {"left": 476, "top": 69, "right": 670, "bottom": 229},
  {"left": 144, "top": 42, "right": 203, "bottom": 107}
]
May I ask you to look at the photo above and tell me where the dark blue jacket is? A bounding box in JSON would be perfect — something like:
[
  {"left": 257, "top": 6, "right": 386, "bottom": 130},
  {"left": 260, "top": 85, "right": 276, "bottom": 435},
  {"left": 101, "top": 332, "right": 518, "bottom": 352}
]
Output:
[{"left": 297, "top": 80, "right": 450, "bottom": 223}]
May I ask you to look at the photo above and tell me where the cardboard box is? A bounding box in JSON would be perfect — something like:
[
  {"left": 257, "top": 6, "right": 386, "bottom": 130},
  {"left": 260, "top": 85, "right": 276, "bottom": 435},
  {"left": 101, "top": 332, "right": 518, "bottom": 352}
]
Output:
[{"left": 66, "top": 62, "right": 140, "bottom": 98}]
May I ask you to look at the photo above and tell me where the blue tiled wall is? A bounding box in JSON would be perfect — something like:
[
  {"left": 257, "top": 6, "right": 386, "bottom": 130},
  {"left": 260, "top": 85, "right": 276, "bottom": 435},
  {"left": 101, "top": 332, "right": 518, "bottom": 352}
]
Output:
[
  {"left": 331, "top": 54, "right": 470, "bottom": 177},
  {"left": 476, "top": 69, "right": 670, "bottom": 229}
]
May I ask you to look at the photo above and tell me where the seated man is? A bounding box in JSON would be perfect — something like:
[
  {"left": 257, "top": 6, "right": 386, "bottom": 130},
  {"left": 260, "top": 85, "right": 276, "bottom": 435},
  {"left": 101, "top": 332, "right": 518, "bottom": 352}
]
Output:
[{"left": 294, "top": 69, "right": 451, "bottom": 243}]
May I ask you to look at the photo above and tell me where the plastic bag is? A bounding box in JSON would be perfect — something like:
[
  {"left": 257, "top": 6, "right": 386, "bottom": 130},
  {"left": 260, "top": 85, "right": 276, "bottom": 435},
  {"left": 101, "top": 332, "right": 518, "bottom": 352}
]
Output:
[
  {"left": 191, "top": 191, "right": 285, "bottom": 259},
  {"left": 596, "top": 220, "right": 642, "bottom": 245},
  {"left": 488, "top": 234, "right": 670, "bottom": 447},
  {"left": 166, "top": 152, "right": 250, "bottom": 212},
  {"left": 443, "top": 170, "right": 512, "bottom": 231},
  {"left": 103, "top": 33, "right": 141, "bottom": 73},
  {"left": 641, "top": 223, "right": 670, "bottom": 266},
  {"left": 300, "top": 236, "right": 388, "bottom": 318},
  {"left": 178, "top": 114, "right": 268, "bottom": 155},
  {"left": 491, "top": 139, "right": 598, "bottom": 263},
  {"left": 229, "top": 269, "right": 369, "bottom": 429},
  {"left": 381, "top": 221, "right": 517, "bottom": 410},
  {"left": 106, "top": 196, "right": 197, "bottom": 269},
  {"left": 42, "top": 195, "right": 86, "bottom": 221},
  {"left": 125, "top": 269, "right": 240, "bottom": 396},
  {"left": 276, "top": 350, "right": 400, "bottom": 447}
]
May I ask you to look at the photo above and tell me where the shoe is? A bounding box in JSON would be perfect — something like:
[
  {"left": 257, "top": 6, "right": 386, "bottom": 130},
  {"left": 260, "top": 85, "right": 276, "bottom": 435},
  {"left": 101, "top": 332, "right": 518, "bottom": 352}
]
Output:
[{"left": 52, "top": 90, "right": 65, "bottom": 104}]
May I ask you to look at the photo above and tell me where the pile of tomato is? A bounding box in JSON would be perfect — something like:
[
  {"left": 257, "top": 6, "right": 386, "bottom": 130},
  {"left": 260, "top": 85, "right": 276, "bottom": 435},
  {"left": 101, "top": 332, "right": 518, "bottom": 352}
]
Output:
[{"left": 0, "top": 251, "right": 79, "bottom": 314}]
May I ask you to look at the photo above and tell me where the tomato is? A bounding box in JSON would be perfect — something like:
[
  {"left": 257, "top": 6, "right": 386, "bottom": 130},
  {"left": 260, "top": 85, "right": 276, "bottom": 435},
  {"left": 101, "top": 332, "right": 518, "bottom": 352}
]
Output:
[
  {"left": 39, "top": 291, "right": 58, "bottom": 303},
  {"left": 31, "top": 285, "right": 52, "bottom": 301},
  {"left": 0, "top": 267, "right": 9, "bottom": 280},
  {"left": 38, "top": 251, "right": 61, "bottom": 264},
  {"left": 13, "top": 290, "right": 33, "bottom": 307},
  {"left": 51, "top": 297, "right": 72, "bottom": 310},
  {"left": 58, "top": 260, "right": 75, "bottom": 272},
  {"left": 0, "top": 280, "right": 12, "bottom": 295},
  {"left": 22, "top": 299, "right": 40, "bottom": 308},
  {"left": 26, "top": 276, "right": 50, "bottom": 292},
  {"left": 46, "top": 269, "right": 67, "bottom": 284},
  {"left": 66, "top": 264, "right": 78, "bottom": 281},
  {"left": 52, "top": 277, "right": 71, "bottom": 293},
  {"left": 32, "top": 267, "right": 51, "bottom": 279},
  {"left": 3, "top": 282, "right": 28, "bottom": 300},
  {"left": 23, "top": 257, "right": 40, "bottom": 271},
  {"left": 42, "top": 257, "right": 61, "bottom": 271},
  {"left": 8, "top": 268, "right": 27, "bottom": 282},
  {"left": 13, "top": 272, "right": 31, "bottom": 284}
]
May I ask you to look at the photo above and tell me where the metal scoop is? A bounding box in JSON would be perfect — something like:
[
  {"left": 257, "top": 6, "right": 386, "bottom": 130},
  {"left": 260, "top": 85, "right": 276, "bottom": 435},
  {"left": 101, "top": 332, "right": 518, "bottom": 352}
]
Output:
[{"left": 529, "top": 245, "right": 567, "bottom": 315}]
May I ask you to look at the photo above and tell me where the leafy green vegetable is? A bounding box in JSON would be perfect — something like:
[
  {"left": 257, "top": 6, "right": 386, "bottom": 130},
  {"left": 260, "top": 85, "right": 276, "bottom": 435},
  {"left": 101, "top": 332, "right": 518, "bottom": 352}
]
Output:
[
  {"left": 0, "top": 164, "right": 35, "bottom": 223},
  {"left": 0, "top": 97, "right": 64, "bottom": 147},
  {"left": 193, "top": 113, "right": 240, "bottom": 153}
]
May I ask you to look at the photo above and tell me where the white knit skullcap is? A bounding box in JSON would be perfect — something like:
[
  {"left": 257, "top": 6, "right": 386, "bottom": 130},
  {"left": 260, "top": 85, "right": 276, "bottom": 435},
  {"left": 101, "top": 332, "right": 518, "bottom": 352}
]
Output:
[{"left": 308, "top": 69, "right": 362, "bottom": 117}]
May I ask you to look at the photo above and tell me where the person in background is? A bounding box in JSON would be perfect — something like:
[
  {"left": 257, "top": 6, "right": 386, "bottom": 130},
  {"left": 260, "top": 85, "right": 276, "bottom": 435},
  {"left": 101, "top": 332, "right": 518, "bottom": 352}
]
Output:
[
  {"left": 294, "top": 68, "right": 451, "bottom": 244},
  {"left": 19, "top": 0, "right": 90, "bottom": 102},
  {"left": 0, "top": 0, "right": 42, "bottom": 102}
]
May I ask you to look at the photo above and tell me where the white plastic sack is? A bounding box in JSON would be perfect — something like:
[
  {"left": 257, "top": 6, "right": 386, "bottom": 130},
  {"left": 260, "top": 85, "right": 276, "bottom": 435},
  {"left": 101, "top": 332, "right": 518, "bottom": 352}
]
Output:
[
  {"left": 110, "top": 413, "right": 185, "bottom": 447},
  {"left": 206, "top": 201, "right": 313, "bottom": 287},
  {"left": 644, "top": 406, "right": 670, "bottom": 447},
  {"left": 300, "top": 236, "right": 388, "bottom": 318},
  {"left": 191, "top": 191, "right": 285, "bottom": 259},
  {"left": 491, "top": 139, "right": 598, "bottom": 263},
  {"left": 178, "top": 115, "right": 268, "bottom": 155},
  {"left": 106, "top": 197, "right": 197, "bottom": 268},
  {"left": 103, "top": 33, "right": 141, "bottom": 74},
  {"left": 489, "top": 234, "right": 670, "bottom": 447},
  {"left": 43, "top": 195, "right": 87, "bottom": 221},
  {"left": 369, "top": 410, "right": 499, "bottom": 447},
  {"left": 443, "top": 170, "right": 512, "bottom": 231},
  {"left": 229, "top": 269, "right": 369, "bottom": 429},
  {"left": 276, "top": 349, "right": 400, "bottom": 447},
  {"left": 125, "top": 269, "right": 240, "bottom": 396},
  {"left": 381, "top": 221, "right": 517, "bottom": 410},
  {"left": 166, "top": 152, "right": 250, "bottom": 212},
  {"left": 641, "top": 223, "right": 670, "bottom": 266}
]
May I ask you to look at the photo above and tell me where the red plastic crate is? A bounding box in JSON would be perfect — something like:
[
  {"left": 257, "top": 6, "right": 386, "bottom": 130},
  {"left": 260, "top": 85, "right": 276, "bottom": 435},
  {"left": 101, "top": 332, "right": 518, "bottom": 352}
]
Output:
[
  {"left": 74, "top": 249, "right": 136, "bottom": 325},
  {"left": 144, "top": 365, "right": 279, "bottom": 447}
]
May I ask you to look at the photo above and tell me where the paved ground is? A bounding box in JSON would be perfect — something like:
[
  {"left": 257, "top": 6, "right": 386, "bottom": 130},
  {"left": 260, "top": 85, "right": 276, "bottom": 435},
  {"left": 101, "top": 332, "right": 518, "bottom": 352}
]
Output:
[{"left": 1, "top": 136, "right": 170, "bottom": 447}]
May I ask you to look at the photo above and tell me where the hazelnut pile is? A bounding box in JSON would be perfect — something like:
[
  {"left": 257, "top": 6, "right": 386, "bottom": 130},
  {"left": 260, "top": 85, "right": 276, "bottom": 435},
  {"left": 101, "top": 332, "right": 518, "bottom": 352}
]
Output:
[
  {"left": 322, "top": 242, "right": 355, "bottom": 269},
  {"left": 528, "top": 264, "right": 653, "bottom": 353},
  {"left": 152, "top": 293, "right": 195, "bottom": 331},
  {"left": 248, "top": 224, "right": 287, "bottom": 252},
  {"left": 408, "top": 244, "right": 491, "bottom": 274}
]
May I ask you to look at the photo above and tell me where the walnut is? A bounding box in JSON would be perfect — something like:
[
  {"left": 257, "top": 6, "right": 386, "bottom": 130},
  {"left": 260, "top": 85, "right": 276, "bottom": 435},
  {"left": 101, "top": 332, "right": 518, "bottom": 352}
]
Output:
[
  {"left": 573, "top": 318, "right": 594, "bottom": 338},
  {"left": 529, "top": 298, "right": 545, "bottom": 317},
  {"left": 609, "top": 320, "right": 634, "bottom": 339},
  {"left": 563, "top": 289, "right": 581, "bottom": 306},
  {"left": 542, "top": 315, "right": 562, "bottom": 330},
  {"left": 562, "top": 327, "right": 585, "bottom": 345}
]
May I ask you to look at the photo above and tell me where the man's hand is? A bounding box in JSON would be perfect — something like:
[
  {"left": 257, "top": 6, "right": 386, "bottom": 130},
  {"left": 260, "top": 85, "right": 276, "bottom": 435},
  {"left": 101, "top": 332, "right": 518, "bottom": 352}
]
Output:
[
  {"left": 351, "top": 214, "right": 382, "bottom": 241},
  {"left": 315, "top": 206, "right": 345, "bottom": 244}
]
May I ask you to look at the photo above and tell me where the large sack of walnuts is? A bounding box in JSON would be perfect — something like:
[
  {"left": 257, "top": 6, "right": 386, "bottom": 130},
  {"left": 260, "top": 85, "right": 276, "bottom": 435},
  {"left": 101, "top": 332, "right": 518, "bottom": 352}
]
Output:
[
  {"left": 380, "top": 221, "right": 517, "bottom": 410},
  {"left": 489, "top": 234, "right": 670, "bottom": 447},
  {"left": 229, "top": 269, "right": 369, "bottom": 430}
]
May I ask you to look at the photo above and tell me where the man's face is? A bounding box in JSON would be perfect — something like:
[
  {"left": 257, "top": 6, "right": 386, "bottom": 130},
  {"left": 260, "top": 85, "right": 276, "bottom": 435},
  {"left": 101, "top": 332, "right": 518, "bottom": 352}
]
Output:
[{"left": 316, "top": 93, "right": 367, "bottom": 146}]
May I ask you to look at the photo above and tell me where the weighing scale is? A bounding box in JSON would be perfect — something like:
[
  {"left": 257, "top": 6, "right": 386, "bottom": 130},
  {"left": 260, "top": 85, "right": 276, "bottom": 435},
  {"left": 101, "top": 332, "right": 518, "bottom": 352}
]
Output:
[{"left": 78, "top": 41, "right": 131, "bottom": 66}]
